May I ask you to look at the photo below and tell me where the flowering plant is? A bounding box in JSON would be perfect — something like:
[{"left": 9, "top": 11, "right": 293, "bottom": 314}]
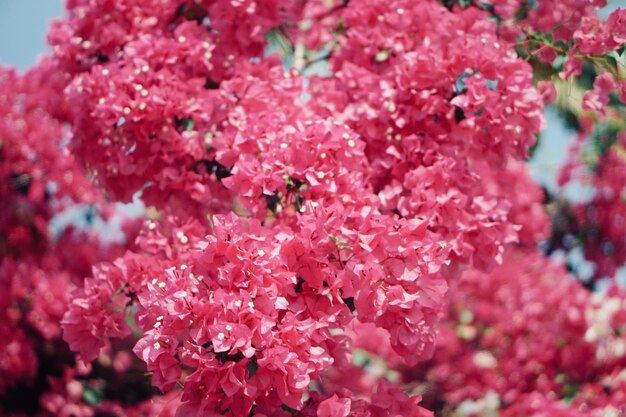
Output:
[{"left": 1, "top": 1, "right": 625, "bottom": 416}]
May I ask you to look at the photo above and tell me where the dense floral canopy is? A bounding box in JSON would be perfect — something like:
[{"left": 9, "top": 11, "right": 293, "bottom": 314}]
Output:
[{"left": 1, "top": 1, "right": 625, "bottom": 416}]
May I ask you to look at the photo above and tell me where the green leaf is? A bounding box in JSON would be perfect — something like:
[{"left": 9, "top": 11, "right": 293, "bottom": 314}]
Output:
[
  {"left": 281, "top": 405, "right": 298, "bottom": 415},
  {"left": 454, "top": 71, "right": 471, "bottom": 95},
  {"left": 605, "top": 55, "right": 619, "bottom": 75},
  {"left": 176, "top": 117, "right": 195, "bottom": 131},
  {"left": 477, "top": 2, "right": 495, "bottom": 12},
  {"left": 562, "top": 382, "right": 579, "bottom": 404},
  {"left": 528, "top": 133, "right": 541, "bottom": 159},
  {"left": 544, "top": 33, "right": 553, "bottom": 44},
  {"left": 82, "top": 384, "right": 104, "bottom": 405},
  {"left": 554, "top": 40, "right": 570, "bottom": 51},
  {"left": 246, "top": 358, "right": 259, "bottom": 379}
]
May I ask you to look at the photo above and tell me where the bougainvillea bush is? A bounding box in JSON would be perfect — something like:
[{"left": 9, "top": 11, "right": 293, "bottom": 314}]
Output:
[{"left": 1, "top": 0, "right": 625, "bottom": 416}]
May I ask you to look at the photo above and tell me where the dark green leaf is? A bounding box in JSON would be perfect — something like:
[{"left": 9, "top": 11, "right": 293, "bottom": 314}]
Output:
[
  {"left": 82, "top": 385, "right": 104, "bottom": 405},
  {"left": 246, "top": 358, "right": 259, "bottom": 379},
  {"left": 281, "top": 405, "right": 298, "bottom": 415}
]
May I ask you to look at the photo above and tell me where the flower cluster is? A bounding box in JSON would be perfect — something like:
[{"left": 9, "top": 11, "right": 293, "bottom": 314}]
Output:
[
  {"left": 558, "top": 128, "right": 626, "bottom": 280},
  {"left": 0, "top": 66, "right": 91, "bottom": 257},
  {"left": 48, "top": 0, "right": 301, "bottom": 78},
  {"left": 0, "top": 64, "right": 160, "bottom": 416},
  {"left": 447, "top": 1, "right": 622, "bottom": 63},
  {"left": 3, "top": 0, "right": 626, "bottom": 416},
  {"left": 409, "top": 249, "right": 626, "bottom": 417},
  {"left": 50, "top": 0, "right": 311, "bottom": 210},
  {"left": 306, "top": 0, "right": 547, "bottom": 272},
  {"left": 54, "top": 1, "right": 556, "bottom": 414},
  {"left": 535, "top": 6, "right": 626, "bottom": 281},
  {"left": 0, "top": 65, "right": 89, "bottom": 388},
  {"left": 63, "top": 119, "right": 450, "bottom": 415}
]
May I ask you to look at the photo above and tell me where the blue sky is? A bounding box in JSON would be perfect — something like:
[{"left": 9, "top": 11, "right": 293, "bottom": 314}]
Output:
[{"left": 0, "top": 0, "right": 62, "bottom": 71}]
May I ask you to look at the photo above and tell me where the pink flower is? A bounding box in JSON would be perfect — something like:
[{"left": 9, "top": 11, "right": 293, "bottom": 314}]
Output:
[
  {"left": 560, "top": 57, "right": 583, "bottom": 80},
  {"left": 582, "top": 72, "right": 617, "bottom": 116},
  {"left": 318, "top": 395, "right": 351, "bottom": 417},
  {"left": 537, "top": 80, "right": 557, "bottom": 105}
]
